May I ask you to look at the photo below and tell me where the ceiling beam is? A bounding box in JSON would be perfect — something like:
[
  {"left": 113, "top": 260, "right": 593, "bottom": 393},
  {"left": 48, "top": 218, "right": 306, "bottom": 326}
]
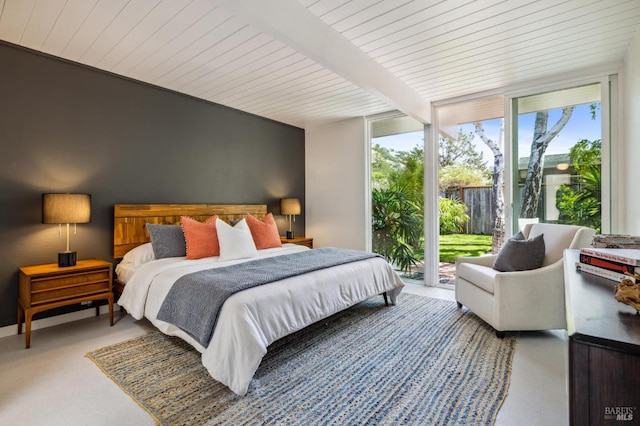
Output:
[{"left": 215, "top": 0, "right": 431, "bottom": 124}]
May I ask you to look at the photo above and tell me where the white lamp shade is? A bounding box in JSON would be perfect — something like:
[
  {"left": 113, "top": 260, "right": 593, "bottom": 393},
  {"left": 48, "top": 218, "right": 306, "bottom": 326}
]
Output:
[
  {"left": 42, "top": 193, "right": 91, "bottom": 224},
  {"left": 280, "top": 198, "right": 301, "bottom": 215}
]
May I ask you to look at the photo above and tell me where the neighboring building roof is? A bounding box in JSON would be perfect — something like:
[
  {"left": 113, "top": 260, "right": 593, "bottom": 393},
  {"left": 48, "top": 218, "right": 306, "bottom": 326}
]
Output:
[{"left": 518, "top": 153, "right": 570, "bottom": 171}]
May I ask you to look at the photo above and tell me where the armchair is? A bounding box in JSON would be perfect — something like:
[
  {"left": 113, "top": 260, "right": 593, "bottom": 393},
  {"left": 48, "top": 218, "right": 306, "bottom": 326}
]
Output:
[{"left": 455, "top": 223, "right": 595, "bottom": 337}]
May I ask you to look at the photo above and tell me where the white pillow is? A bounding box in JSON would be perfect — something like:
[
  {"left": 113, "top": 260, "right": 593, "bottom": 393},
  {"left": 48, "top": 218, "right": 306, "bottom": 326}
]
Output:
[
  {"left": 122, "top": 243, "right": 155, "bottom": 265},
  {"left": 216, "top": 218, "right": 258, "bottom": 262}
]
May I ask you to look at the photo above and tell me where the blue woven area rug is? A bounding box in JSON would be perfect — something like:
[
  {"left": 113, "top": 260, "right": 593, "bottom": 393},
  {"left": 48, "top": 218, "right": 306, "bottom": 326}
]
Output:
[{"left": 87, "top": 293, "right": 517, "bottom": 425}]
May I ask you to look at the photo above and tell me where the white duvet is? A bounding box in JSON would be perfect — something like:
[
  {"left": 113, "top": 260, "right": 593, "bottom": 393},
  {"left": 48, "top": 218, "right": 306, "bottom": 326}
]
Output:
[{"left": 117, "top": 244, "right": 404, "bottom": 396}]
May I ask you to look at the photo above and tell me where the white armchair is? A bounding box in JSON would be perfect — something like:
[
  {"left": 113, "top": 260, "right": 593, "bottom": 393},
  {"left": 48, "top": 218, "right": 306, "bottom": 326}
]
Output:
[{"left": 455, "top": 223, "right": 595, "bottom": 337}]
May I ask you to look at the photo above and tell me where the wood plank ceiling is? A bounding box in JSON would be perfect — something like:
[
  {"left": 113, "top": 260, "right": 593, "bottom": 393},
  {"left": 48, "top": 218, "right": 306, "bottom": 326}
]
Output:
[{"left": 0, "top": 0, "right": 638, "bottom": 129}]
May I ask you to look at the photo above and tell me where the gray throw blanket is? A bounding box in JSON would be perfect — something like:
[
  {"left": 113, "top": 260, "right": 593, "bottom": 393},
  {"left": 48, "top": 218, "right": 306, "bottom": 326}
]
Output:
[{"left": 156, "top": 247, "right": 381, "bottom": 347}]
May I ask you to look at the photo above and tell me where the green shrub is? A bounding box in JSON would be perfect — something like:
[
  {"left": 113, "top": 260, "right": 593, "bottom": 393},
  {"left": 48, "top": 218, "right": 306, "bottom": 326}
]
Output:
[
  {"left": 439, "top": 197, "right": 469, "bottom": 234},
  {"left": 556, "top": 139, "right": 601, "bottom": 233}
]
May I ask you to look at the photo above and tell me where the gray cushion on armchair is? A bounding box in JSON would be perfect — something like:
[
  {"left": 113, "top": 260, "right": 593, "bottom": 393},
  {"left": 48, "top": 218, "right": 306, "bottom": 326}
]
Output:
[{"left": 492, "top": 231, "right": 545, "bottom": 272}]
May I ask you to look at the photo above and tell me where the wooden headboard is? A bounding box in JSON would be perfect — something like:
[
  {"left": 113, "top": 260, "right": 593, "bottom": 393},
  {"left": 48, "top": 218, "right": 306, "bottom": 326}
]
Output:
[{"left": 113, "top": 203, "right": 267, "bottom": 258}]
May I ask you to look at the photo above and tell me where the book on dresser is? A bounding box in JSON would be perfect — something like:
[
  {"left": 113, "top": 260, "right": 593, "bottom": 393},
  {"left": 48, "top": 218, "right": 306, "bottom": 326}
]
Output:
[
  {"left": 575, "top": 262, "right": 636, "bottom": 283},
  {"left": 578, "top": 252, "right": 637, "bottom": 274},
  {"left": 579, "top": 247, "right": 640, "bottom": 265}
]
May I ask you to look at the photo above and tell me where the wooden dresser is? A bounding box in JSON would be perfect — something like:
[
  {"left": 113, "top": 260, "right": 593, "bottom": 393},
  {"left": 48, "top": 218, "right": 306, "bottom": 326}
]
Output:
[{"left": 564, "top": 250, "right": 640, "bottom": 425}]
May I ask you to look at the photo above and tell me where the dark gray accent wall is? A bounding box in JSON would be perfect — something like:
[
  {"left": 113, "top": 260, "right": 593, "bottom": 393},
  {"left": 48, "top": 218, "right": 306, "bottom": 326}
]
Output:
[{"left": 0, "top": 42, "right": 305, "bottom": 327}]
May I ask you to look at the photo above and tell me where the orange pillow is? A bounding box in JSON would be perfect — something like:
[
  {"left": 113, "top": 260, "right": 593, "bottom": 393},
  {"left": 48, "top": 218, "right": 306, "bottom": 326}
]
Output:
[
  {"left": 181, "top": 215, "right": 220, "bottom": 259},
  {"left": 246, "top": 213, "right": 282, "bottom": 249}
]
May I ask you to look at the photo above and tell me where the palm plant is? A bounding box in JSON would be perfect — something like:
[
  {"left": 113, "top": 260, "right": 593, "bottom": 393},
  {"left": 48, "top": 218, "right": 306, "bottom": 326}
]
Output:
[{"left": 372, "top": 187, "right": 422, "bottom": 272}]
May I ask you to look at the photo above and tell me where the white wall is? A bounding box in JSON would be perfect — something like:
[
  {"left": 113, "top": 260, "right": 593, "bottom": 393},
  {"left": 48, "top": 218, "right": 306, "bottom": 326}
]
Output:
[
  {"left": 622, "top": 26, "right": 640, "bottom": 234},
  {"left": 305, "top": 118, "right": 368, "bottom": 250}
]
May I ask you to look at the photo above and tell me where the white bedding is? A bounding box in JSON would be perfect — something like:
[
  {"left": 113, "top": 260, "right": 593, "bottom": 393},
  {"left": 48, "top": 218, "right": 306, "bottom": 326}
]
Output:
[
  {"left": 117, "top": 244, "right": 404, "bottom": 396},
  {"left": 114, "top": 262, "right": 137, "bottom": 284}
]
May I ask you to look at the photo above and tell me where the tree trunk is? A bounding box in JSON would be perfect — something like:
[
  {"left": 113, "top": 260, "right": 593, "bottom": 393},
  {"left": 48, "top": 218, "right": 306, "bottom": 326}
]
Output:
[
  {"left": 474, "top": 121, "right": 504, "bottom": 253},
  {"left": 520, "top": 107, "right": 574, "bottom": 218}
]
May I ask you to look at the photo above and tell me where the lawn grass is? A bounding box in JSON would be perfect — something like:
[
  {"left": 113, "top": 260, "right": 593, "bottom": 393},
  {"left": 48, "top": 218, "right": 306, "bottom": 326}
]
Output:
[
  {"left": 410, "top": 234, "right": 493, "bottom": 263},
  {"left": 439, "top": 234, "right": 492, "bottom": 263}
]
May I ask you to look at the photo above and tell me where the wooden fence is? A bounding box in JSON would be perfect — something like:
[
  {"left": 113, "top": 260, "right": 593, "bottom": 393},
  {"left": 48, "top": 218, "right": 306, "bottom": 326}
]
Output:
[
  {"left": 444, "top": 186, "right": 494, "bottom": 235},
  {"left": 445, "top": 181, "right": 580, "bottom": 235}
]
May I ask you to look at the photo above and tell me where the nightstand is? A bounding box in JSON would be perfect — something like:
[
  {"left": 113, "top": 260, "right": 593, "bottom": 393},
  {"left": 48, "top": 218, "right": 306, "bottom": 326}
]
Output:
[
  {"left": 281, "top": 236, "right": 313, "bottom": 248},
  {"left": 18, "top": 259, "right": 114, "bottom": 348}
]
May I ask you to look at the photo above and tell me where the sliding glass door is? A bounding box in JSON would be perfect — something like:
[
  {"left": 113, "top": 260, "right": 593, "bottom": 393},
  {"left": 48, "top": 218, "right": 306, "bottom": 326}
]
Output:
[{"left": 433, "top": 97, "right": 505, "bottom": 286}]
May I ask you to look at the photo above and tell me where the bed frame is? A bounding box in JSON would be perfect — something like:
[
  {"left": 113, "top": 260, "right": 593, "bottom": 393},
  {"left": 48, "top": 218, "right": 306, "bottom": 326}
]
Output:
[{"left": 113, "top": 203, "right": 267, "bottom": 259}]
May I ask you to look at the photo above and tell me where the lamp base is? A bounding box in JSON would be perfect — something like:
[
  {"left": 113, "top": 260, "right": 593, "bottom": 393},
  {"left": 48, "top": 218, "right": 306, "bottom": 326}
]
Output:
[
  {"left": 286, "top": 230, "right": 294, "bottom": 239},
  {"left": 58, "top": 251, "right": 77, "bottom": 267}
]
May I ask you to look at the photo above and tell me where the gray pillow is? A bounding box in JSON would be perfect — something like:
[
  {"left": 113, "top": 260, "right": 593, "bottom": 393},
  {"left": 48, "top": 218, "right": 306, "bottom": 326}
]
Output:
[
  {"left": 146, "top": 224, "right": 186, "bottom": 259},
  {"left": 493, "top": 231, "right": 545, "bottom": 272}
]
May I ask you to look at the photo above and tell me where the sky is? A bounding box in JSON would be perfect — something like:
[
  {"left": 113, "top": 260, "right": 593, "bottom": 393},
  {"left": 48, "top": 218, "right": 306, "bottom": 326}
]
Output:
[{"left": 373, "top": 103, "right": 602, "bottom": 167}]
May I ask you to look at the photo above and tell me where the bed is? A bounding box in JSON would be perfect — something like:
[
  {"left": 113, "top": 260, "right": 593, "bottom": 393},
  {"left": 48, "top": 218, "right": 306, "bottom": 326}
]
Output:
[{"left": 113, "top": 203, "right": 405, "bottom": 396}]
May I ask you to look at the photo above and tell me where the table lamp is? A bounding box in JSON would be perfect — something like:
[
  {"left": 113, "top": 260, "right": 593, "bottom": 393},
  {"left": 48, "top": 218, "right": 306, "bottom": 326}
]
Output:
[
  {"left": 42, "top": 193, "right": 91, "bottom": 267},
  {"left": 280, "top": 198, "right": 301, "bottom": 239}
]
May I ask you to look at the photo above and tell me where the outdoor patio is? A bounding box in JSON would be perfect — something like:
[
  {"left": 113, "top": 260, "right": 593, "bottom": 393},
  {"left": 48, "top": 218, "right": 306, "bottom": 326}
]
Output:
[{"left": 399, "top": 261, "right": 457, "bottom": 286}]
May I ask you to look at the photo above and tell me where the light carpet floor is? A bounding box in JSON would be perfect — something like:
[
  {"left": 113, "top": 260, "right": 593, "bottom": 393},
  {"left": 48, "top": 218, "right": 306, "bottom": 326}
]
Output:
[{"left": 87, "top": 294, "right": 516, "bottom": 425}]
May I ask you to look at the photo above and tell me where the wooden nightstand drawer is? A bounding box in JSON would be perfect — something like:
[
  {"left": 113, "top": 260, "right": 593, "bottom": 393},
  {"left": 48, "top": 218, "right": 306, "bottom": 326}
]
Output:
[
  {"left": 31, "top": 280, "right": 111, "bottom": 305},
  {"left": 31, "top": 270, "right": 110, "bottom": 292}
]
